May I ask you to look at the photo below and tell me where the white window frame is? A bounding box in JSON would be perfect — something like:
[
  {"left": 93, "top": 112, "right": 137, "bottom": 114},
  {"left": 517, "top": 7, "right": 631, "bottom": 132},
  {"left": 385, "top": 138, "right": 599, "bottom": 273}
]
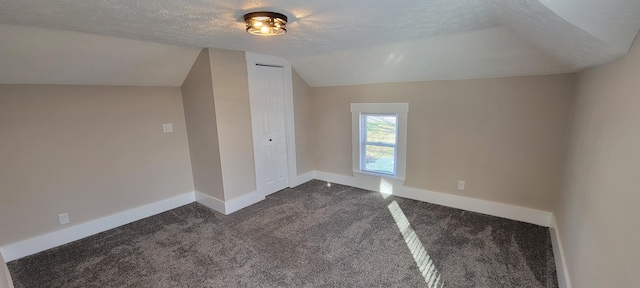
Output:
[{"left": 351, "top": 103, "right": 408, "bottom": 182}]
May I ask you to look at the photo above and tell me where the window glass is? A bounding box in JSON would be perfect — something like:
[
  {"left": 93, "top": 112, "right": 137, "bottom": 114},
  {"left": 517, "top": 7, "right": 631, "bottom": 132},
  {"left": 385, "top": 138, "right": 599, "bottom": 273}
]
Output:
[
  {"left": 364, "top": 145, "right": 395, "bottom": 174},
  {"left": 365, "top": 115, "right": 397, "bottom": 144},
  {"left": 362, "top": 114, "right": 398, "bottom": 175}
]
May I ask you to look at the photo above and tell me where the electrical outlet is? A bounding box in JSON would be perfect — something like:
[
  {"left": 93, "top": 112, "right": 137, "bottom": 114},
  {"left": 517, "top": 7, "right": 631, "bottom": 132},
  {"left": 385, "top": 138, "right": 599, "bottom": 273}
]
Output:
[
  {"left": 58, "top": 213, "right": 69, "bottom": 225},
  {"left": 458, "top": 181, "right": 466, "bottom": 191},
  {"left": 163, "top": 123, "right": 173, "bottom": 133}
]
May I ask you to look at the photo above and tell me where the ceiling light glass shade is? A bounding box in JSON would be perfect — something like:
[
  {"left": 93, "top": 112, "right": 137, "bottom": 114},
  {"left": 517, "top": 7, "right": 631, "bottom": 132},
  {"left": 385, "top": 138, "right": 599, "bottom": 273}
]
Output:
[{"left": 244, "top": 12, "right": 287, "bottom": 36}]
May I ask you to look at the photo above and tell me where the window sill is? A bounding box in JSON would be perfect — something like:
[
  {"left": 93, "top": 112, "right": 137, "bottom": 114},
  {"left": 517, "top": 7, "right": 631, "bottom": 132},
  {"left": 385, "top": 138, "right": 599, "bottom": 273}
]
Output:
[{"left": 353, "top": 170, "right": 406, "bottom": 182}]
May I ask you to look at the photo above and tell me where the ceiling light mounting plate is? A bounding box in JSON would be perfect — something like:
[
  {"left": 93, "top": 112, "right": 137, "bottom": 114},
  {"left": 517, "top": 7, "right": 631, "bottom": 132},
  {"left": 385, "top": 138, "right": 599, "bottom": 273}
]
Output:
[{"left": 244, "top": 11, "right": 288, "bottom": 36}]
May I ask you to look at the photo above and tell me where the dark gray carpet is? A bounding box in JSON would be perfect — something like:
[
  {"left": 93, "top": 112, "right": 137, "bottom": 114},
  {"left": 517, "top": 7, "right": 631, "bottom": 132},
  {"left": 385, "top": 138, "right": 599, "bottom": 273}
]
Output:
[{"left": 8, "top": 180, "right": 558, "bottom": 288}]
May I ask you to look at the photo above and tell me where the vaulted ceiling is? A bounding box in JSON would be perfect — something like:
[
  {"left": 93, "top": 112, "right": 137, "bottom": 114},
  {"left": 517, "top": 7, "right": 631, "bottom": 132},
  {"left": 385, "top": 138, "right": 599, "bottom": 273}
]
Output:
[{"left": 1, "top": 0, "right": 640, "bottom": 87}]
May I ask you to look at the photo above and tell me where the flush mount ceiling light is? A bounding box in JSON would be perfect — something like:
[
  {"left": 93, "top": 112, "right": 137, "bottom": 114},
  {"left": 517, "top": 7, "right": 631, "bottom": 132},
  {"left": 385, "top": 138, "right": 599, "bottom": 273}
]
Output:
[{"left": 244, "top": 11, "right": 288, "bottom": 36}]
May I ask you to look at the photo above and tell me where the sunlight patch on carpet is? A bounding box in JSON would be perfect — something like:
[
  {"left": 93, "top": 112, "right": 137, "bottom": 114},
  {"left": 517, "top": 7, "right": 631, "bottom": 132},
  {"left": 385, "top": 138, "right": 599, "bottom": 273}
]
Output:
[
  {"left": 388, "top": 200, "right": 444, "bottom": 288},
  {"left": 379, "top": 178, "right": 393, "bottom": 199}
]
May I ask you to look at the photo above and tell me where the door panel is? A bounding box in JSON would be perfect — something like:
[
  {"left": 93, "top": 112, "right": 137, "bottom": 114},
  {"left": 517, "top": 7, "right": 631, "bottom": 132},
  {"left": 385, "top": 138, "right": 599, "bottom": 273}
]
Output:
[{"left": 250, "top": 65, "right": 289, "bottom": 195}]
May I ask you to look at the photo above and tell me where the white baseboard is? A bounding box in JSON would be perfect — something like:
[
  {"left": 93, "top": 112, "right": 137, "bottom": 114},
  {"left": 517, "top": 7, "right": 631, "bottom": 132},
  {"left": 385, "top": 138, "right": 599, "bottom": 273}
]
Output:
[
  {"left": 1, "top": 188, "right": 265, "bottom": 262},
  {"left": 312, "top": 170, "right": 567, "bottom": 285},
  {"left": 1, "top": 251, "right": 13, "bottom": 288},
  {"left": 549, "top": 214, "right": 572, "bottom": 288},
  {"left": 224, "top": 190, "right": 265, "bottom": 214},
  {"left": 195, "top": 191, "right": 226, "bottom": 214},
  {"left": 290, "top": 171, "right": 315, "bottom": 188},
  {"left": 0, "top": 192, "right": 195, "bottom": 262},
  {"left": 195, "top": 190, "right": 264, "bottom": 215},
  {"left": 0, "top": 170, "right": 563, "bottom": 286},
  {"left": 313, "top": 170, "right": 552, "bottom": 227},
  {"left": 197, "top": 171, "right": 311, "bottom": 215}
]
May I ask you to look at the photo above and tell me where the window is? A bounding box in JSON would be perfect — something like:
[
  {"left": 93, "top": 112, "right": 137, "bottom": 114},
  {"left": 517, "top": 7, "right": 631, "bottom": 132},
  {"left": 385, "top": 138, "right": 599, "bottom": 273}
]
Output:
[
  {"left": 360, "top": 114, "right": 398, "bottom": 175},
  {"left": 351, "top": 103, "right": 408, "bottom": 181}
]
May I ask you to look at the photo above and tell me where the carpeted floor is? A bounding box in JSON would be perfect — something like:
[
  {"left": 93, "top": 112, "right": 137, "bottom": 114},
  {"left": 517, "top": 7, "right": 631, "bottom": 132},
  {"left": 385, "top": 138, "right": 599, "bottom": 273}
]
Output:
[{"left": 8, "top": 180, "right": 558, "bottom": 288}]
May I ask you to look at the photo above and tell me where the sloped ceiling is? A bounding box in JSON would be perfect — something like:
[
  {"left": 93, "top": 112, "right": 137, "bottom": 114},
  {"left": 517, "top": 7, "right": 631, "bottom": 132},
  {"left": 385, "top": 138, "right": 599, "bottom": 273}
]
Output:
[
  {"left": 0, "top": 24, "right": 200, "bottom": 87},
  {"left": 0, "top": 0, "right": 639, "bottom": 87}
]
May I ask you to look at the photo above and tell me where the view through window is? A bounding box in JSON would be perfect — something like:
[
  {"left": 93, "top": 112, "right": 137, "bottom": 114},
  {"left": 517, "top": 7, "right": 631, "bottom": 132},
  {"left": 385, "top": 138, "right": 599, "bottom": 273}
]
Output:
[{"left": 361, "top": 113, "right": 398, "bottom": 175}]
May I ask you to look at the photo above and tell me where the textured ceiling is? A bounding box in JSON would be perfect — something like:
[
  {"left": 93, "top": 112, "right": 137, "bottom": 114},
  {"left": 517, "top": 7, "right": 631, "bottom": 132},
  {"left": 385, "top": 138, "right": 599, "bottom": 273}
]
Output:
[{"left": 0, "top": 0, "right": 639, "bottom": 87}]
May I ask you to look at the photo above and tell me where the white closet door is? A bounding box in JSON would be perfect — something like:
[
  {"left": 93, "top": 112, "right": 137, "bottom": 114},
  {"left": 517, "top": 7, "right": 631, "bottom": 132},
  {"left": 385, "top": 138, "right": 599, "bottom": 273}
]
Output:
[{"left": 250, "top": 65, "right": 289, "bottom": 196}]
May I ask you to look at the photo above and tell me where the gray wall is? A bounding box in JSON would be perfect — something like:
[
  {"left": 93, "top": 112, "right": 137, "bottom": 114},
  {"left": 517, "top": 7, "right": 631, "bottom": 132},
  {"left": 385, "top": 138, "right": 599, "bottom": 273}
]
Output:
[
  {"left": 555, "top": 36, "right": 640, "bottom": 288},
  {"left": 181, "top": 49, "right": 225, "bottom": 200},
  {"left": 208, "top": 48, "right": 257, "bottom": 200},
  {"left": 311, "top": 74, "right": 576, "bottom": 211},
  {"left": 292, "top": 69, "right": 314, "bottom": 175},
  {"left": 0, "top": 85, "right": 194, "bottom": 246}
]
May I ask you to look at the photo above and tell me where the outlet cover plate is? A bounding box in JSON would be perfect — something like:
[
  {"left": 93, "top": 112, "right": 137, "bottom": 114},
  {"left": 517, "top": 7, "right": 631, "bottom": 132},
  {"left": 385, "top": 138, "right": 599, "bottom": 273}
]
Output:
[
  {"left": 163, "top": 123, "right": 173, "bottom": 133},
  {"left": 58, "top": 213, "right": 69, "bottom": 225}
]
